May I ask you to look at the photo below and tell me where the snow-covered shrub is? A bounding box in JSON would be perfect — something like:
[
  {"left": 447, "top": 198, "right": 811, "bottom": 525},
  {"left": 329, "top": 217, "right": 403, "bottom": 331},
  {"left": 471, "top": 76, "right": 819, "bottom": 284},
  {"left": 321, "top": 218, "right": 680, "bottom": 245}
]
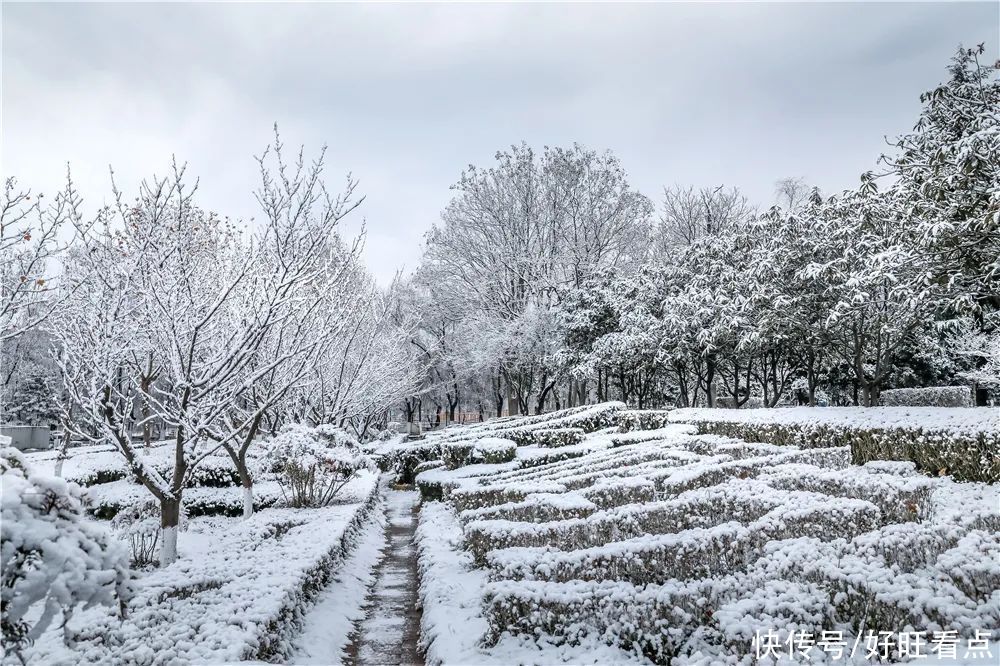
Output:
[
  {"left": 441, "top": 441, "right": 476, "bottom": 469},
  {"left": 881, "top": 386, "right": 974, "bottom": 407},
  {"left": 581, "top": 476, "right": 656, "bottom": 508},
  {"left": 516, "top": 443, "right": 596, "bottom": 468},
  {"left": 415, "top": 410, "right": 999, "bottom": 662},
  {"left": 145, "top": 453, "right": 242, "bottom": 488},
  {"left": 87, "top": 481, "right": 282, "bottom": 521},
  {"left": 672, "top": 407, "right": 999, "bottom": 482},
  {"left": 413, "top": 459, "right": 445, "bottom": 476},
  {"left": 616, "top": 409, "right": 674, "bottom": 432},
  {"left": 19, "top": 472, "right": 380, "bottom": 665},
  {"left": 530, "top": 428, "right": 586, "bottom": 448},
  {"left": 260, "top": 424, "right": 370, "bottom": 508},
  {"left": 57, "top": 442, "right": 242, "bottom": 489},
  {"left": 450, "top": 481, "right": 569, "bottom": 514},
  {"left": 715, "top": 396, "right": 764, "bottom": 409},
  {"left": 504, "top": 403, "right": 627, "bottom": 446},
  {"left": 370, "top": 427, "right": 398, "bottom": 441},
  {"left": 368, "top": 438, "right": 439, "bottom": 483},
  {"left": 487, "top": 522, "right": 751, "bottom": 585},
  {"left": 460, "top": 493, "right": 598, "bottom": 525},
  {"left": 441, "top": 437, "right": 517, "bottom": 469},
  {"left": 111, "top": 502, "right": 167, "bottom": 568},
  {"left": 1, "top": 448, "right": 129, "bottom": 659},
  {"left": 471, "top": 438, "right": 517, "bottom": 464}
]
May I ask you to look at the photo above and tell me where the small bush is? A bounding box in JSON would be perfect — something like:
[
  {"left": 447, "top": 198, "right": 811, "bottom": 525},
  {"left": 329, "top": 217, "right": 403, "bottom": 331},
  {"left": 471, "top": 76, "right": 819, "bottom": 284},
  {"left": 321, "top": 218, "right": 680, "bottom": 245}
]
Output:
[
  {"left": 260, "top": 424, "right": 370, "bottom": 508},
  {"left": 110, "top": 503, "right": 164, "bottom": 568}
]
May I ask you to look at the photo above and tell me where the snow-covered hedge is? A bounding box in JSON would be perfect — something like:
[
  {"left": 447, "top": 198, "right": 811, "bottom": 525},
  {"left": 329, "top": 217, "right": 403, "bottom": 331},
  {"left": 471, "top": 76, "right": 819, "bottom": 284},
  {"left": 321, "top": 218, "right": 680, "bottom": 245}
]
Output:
[
  {"left": 21, "top": 472, "right": 381, "bottom": 665},
  {"left": 1, "top": 448, "right": 130, "bottom": 660},
  {"left": 515, "top": 427, "right": 585, "bottom": 448},
  {"left": 412, "top": 411, "right": 999, "bottom": 662},
  {"left": 503, "top": 403, "right": 626, "bottom": 445},
  {"left": 27, "top": 443, "right": 246, "bottom": 489},
  {"left": 259, "top": 424, "right": 370, "bottom": 507},
  {"left": 441, "top": 438, "right": 517, "bottom": 469},
  {"left": 880, "top": 385, "right": 974, "bottom": 407},
  {"left": 416, "top": 498, "right": 645, "bottom": 666},
  {"left": 616, "top": 409, "right": 673, "bottom": 432},
  {"left": 670, "top": 406, "right": 1000, "bottom": 482},
  {"left": 86, "top": 480, "right": 283, "bottom": 520},
  {"left": 369, "top": 438, "right": 439, "bottom": 484}
]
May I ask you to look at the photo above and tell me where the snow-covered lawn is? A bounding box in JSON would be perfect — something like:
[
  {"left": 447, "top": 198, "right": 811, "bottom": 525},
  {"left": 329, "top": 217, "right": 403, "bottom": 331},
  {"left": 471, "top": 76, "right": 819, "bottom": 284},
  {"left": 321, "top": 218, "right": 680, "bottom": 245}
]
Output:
[
  {"left": 18, "top": 469, "right": 380, "bottom": 665},
  {"left": 413, "top": 405, "right": 1000, "bottom": 665}
]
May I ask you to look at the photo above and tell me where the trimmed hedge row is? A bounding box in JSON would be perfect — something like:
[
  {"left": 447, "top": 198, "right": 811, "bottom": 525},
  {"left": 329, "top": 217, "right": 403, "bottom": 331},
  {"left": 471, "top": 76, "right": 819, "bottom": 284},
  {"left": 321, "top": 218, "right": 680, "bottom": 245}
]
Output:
[
  {"left": 512, "top": 428, "right": 585, "bottom": 448},
  {"left": 251, "top": 483, "right": 382, "bottom": 661},
  {"left": 441, "top": 438, "right": 517, "bottom": 469},
  {"left": 504, "top": 403, "right": 625, "bottom": 445},
  {"left": 682, "top": 418, "right": 999, "bottom": 483},
  {"left": 88, "top": 485, "right": 282, "bottom": 520},
  {"left": 487, "top": 494, "right": 882, "bottom": 587},
  {"left": 616, "top": 410, "right": 674, "bottom": 432},
  {"left": 881, "top": 386, "right": 973, "bottom": 407}
]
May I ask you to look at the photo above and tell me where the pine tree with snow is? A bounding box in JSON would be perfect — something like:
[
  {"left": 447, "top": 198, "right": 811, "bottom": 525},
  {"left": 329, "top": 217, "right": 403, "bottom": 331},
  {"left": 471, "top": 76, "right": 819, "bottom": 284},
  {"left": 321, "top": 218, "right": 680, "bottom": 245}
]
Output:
[{"left": 6, "top": 373, "right": 60, "bottom": 425}]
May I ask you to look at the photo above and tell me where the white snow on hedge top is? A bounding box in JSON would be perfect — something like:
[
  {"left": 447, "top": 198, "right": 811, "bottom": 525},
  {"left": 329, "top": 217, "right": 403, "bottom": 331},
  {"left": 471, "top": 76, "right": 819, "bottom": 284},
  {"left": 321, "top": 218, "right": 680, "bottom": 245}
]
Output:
[{"left": 670, "top": 406, "right": 999, "bottom": 435}]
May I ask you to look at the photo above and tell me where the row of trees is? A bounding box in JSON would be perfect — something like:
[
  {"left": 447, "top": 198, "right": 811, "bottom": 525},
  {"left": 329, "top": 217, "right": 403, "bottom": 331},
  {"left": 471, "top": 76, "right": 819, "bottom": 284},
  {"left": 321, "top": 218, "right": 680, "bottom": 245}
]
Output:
[
  {"left": 404, "top": 45, "right": 998, "bottom": 414},
  {"left": 1, "top": 129, "right": 422, "bottom": 564}
]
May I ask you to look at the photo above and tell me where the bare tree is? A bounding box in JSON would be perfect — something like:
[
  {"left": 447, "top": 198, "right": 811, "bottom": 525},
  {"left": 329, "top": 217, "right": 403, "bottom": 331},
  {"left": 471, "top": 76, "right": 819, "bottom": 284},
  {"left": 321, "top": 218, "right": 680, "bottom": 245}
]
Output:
[
  {"left": 0, "top": 175, "right": 82, "bottom": 343},
  {"left": 656, "top": 184, "right": 752, "bottom": 253},
  {"left": 774, "top": 176, "right": 810, "bottom": 211}
]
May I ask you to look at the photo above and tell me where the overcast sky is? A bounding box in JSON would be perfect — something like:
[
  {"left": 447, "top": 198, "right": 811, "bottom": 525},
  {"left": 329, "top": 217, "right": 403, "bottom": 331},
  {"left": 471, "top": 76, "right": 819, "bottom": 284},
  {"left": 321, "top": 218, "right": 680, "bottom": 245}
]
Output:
[{"left": 2, "top": 2, "right": 997, "bottom": 284}]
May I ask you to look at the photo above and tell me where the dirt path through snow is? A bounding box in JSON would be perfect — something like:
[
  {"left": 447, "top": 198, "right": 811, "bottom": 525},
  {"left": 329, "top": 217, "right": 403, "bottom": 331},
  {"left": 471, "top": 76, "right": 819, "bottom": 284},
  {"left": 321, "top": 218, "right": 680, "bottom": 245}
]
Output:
[{"left": 344, "top": 487, "right": 424, "bottom": 666}]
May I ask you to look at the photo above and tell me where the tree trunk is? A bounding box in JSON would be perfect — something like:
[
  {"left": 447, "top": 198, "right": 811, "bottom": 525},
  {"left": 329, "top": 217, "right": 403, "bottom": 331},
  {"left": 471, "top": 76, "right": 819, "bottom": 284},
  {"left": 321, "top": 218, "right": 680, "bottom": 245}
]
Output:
[
  {"left": 807, "top": 350, "right": 818, "bottom": 406},
  {"left": 241, "top": 478, "right": 254, "bottom": 519},
  {"left": 861, "top": 382, "right": 880, "bottom": 407},
  {"left": 141, "top": 377, "right": 153, "bottom": 449},
  {"left": 705, "top": 356, "right": 717, "bottom": 408},
  {"left": 160, "top": 496, "right": 181, "bottom": 566},
  {"left": 236, "top": 452, "right": 254, "bottom": 519},
  {"left": 53, "top": 423, "right": 72, "bottom": 477}
]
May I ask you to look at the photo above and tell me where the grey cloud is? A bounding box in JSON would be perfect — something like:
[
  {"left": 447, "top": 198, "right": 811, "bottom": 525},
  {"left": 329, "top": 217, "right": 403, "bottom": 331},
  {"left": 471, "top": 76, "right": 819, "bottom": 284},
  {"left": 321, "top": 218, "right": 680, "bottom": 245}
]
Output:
[{"left": 2, "top": 2, "right": 996, "bottom": 284}]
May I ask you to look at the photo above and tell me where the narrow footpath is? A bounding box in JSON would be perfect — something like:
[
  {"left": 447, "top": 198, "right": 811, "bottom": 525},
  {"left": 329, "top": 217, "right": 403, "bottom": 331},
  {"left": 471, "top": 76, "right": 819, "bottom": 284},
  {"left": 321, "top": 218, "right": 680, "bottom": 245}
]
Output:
[{"left": 345, "top": 488, "right": 424, "bottom": 666}]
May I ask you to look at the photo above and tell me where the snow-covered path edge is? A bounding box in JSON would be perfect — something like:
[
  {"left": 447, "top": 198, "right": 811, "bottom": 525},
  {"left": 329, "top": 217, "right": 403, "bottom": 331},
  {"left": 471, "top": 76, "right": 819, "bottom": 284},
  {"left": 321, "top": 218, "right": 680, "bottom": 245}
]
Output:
[
  {"left": 289, "top": 477, "right": 390, "bottom": 664},
  {"left": 415, "top": 500, "right": 491, "bottom": 665}
]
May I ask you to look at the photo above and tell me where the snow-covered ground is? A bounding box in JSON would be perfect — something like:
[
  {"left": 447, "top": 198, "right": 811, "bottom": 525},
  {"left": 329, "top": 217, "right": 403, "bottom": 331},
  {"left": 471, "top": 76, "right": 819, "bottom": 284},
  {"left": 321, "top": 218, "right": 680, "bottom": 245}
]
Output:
[
  {"left": 16, "top": 468, "right": 381, "bottom": 665},
  {"left": 290, "top": 480, "right": 389, "bottom": 664},
  {"left": 413, "top": 405, "right": 1000, "bottom": 665}
]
